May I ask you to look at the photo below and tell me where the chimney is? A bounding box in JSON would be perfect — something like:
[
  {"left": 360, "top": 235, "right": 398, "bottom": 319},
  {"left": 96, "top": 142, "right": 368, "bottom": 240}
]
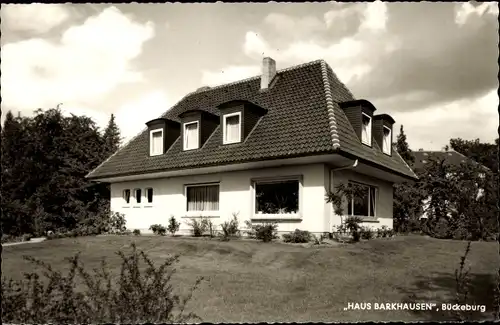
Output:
[{"left": 261, "top": 57, "right": 276, "bottom": 90}]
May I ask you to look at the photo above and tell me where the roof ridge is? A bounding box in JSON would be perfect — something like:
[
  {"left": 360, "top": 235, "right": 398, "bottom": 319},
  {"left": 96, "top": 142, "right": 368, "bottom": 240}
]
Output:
[
  {"left": 321, "top": 61, "right": 357, "bottom": 101},
  {"left": 393, "top": 146, "right": 418, "bottom": 179},
  {"left": 191, "top": 59, "right": 324, "bottom": 95},
  {"left": 320, "top": 60, "right": 340, "bottom": 149}
]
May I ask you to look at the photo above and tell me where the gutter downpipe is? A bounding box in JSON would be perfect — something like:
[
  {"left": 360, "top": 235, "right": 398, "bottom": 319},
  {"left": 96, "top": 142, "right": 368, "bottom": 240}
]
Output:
[{"left": 328, "top": 159, "right": 359, "bottom": 232}]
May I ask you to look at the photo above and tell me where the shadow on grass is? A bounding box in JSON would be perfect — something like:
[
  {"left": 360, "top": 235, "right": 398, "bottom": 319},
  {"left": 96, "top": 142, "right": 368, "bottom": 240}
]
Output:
[{"left": 397, "top": 272, "right": 496, "bottom": 321}]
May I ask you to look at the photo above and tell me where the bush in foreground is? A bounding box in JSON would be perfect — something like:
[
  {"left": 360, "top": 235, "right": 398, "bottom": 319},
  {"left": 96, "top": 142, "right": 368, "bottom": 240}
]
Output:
[
  {"left": 1, "top": 244, "right": 203, "bottom": 323},
  {"left": 150, "top": 224, "right": 167, "bottom": 236},
  {"left": 282, "top": 229, "right": 312, "bottom": 243},
  {"left": 167, "top": 216, "right": 180, "bottom": 236},
  {"left": 186, "top": 218, "right": 208, "bottom": 237},
  {"left": 220, "top": 213, "right": 240, "bottom": 241},
  {"left": 254, "top": 223, "right": 278, "bottom": 242}
]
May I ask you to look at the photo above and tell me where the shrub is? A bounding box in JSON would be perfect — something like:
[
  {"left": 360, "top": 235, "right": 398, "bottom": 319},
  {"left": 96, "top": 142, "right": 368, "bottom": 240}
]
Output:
[
  {"left": 311, "top": 233, "right": 329, "bottom": 245},
  {"left": 253, "top": 223, "right": 278, "bottom": 242},
  {"left": 1, "top": 243, "right": 203, "bottom": 323},
  {"left": 220, "top": 213, "right": 240, "bottom": 241},
  {"left": 186, "top": 218, "right": 208, "bottom": 237},
  {"left": 282, "top": 229, "right": 312, "bottom": 243},
  {"left": 244, "top": 220, "right": 256, "bottom": 238},
  {"left": 108, "top": 212, "right": 127, "bottom": 234},
  {"left": 375, "top": 226, "right": 394, "bottom": 238},
  {"left": 149, "top": 224, "right": 167, "bottom": 236},
  {"left": 205, "top": 218, "right": 216, "bottom": 239},
  {"left": 132, "top": 229, "right": 141, "bottom": 236},
  {"left": 1, "top": 234, "right": 34, "bottom": 244},
  {"left": 167, "top": 216, "right": 180, "bottom": 236},
  {"left": 455, "top": 241, "right": 472, "bottom": 320},
  {"left": 346, "top": 216, "right": 363, "bottom": 242},
  {"left": 360, "top": 226, "right": 374, "bottom": 240}
]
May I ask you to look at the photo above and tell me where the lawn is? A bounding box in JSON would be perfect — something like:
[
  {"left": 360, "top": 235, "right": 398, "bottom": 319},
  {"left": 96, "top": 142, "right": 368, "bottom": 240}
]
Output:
[{"left": 2, "top": 235, "right": 498, "bottom": 322}]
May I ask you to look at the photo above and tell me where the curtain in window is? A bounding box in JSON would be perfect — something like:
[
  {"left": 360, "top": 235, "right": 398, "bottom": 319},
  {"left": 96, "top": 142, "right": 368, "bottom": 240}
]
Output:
[
  {"left": 369, "top": 187, "right": 376, "bottom": 216},
  {"left": 152, "top": 131, "right": 163, "bottom": 154},
  {"left": 361, "top": 115, "right": 371, "bottom": 144},
  {"left": 383, "top": 129, "right": 391, "bottom": 152},
  {"left": 187, "top": 185, "right": 219, "bottom": 211},
  {"left": 185, "top": 123, "right": 198, "bottom": 149},
  {"left": 225, "top": 115, "right": 240, "bottom": 142}
]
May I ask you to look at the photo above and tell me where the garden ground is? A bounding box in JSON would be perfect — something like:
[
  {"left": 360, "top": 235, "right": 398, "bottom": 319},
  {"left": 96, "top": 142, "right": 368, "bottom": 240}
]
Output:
[{"left": 2, "top": 235, "right": 498, "bottom": 322}]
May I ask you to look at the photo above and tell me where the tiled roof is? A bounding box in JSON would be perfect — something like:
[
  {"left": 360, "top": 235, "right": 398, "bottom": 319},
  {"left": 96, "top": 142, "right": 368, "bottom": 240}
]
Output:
[
  {"left": 87, "top": 60, "right": 417, "bottom": 180},
  {"left": 412, "top": 150, "right": 490, "bottom": 172}
]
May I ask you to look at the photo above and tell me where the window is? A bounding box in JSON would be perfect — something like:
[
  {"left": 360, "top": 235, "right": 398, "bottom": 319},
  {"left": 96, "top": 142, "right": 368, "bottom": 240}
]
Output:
[
  {"left": 145, "top": 188, "right": 153, "bottom": 203},
  {"left": 134, "top": 188, "right": 142, "bottom": 204},
  {"left": 186, "top": 184, "right": 219, "bottom": 212},
  {"left": 123, "top": 189, "right": 131, "bottom": 204},
  {"left": 183, "top": 121, "right": 199, "bottom": 150},
  {"left": 223, "top": 112, "right": 241, "bottom": 144},
  {"left": 150, "top": 129, "right": 163, "bottom": 156},
  {"left": 254, "top": 178, "right": 300, "bottom": 215},
  {"left": 361, "top": 113, "right": 372, "bottom": 146},
  {"left": 347, "top": 182, "right": 376, "bottom": 217},
  {"left": 382, "top": 126, "right": 391, "bottom": 155}
]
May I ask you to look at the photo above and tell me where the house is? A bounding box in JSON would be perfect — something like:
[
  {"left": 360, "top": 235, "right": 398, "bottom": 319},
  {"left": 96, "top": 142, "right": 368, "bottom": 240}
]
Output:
[
  {"left": 86, "top": 58, "right": 418, "bottom": 235},
  {"left": 412, "top": 149, "right": 489, "bottom": 219}
]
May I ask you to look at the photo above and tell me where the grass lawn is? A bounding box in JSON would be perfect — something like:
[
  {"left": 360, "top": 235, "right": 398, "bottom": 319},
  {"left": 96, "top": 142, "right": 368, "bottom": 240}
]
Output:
[{"left": 2, "top": 235, "right": 498, "bottom": 322}]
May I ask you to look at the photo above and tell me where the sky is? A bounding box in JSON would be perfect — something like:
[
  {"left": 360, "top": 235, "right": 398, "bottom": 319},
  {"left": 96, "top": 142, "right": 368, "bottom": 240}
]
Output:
[{"left": 1, "top": 2, "right": 498, "bottom": 151}]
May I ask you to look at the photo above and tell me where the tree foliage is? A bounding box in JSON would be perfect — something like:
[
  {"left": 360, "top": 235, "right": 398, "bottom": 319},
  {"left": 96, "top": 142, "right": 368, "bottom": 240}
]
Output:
[
  {"left": 1, "top": 107, "right": 121, "bottom": 236},
  {"left": 393, "top": 125, "right": 422, "bottom": 232},
  {"left": 395, "top": 125, "right": 415, "bottom": 166}
]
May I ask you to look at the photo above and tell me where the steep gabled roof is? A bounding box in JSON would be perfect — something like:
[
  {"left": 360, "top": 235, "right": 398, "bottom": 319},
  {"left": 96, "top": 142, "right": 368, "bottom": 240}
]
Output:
[
  {"left": 87, "top": 60, "right": 417, "bottom": 181},
  {"left": 412, "top": 150, "right": 490, "bottom": 172}
]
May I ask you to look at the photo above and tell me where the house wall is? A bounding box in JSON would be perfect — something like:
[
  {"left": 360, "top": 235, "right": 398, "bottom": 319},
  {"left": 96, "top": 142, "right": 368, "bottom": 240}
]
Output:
[
  {"left": 110, "top": 163, "right": 330, "bottom": 235},
  {"left": 330, "top": 169, "right": 394, "bottom": 230}
]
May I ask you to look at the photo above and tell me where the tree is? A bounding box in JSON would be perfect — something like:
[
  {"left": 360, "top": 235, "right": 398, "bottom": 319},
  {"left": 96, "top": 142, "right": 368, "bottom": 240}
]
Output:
[
  {"left": 419, "top": 154, "right": 497, "bottom": 240},
  {"left": 1, "top": 106, "right": 112, "bottom": 236},
  {"left": 450, "top": 137, "right": 498, "bottom": 173},
  {"left": 395, "top": 125, "right": 415, "bottom": 166},
  {"left": 1, "top": 111, "right": 33, "bottom": 235},
  {"left": 102, "top": 114, "right": 121, "bottom": 158},
  {"left": 393, "top": 124, "right": 422, "bottom": 232}
]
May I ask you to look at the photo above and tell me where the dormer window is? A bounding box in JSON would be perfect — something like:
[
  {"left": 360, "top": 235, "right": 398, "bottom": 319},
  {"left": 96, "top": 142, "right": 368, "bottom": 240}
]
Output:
[
  {"left": 183, "top": 121, "right": 199, "bottom": 150},
  {"left": 382, "top": 126, "right": 391, "bottom": 155},
  {"left": 223, "top": 112, "right": 242, "bottom": 144},
  {"left": 361, "top": 113, "right": 372, "bottom": 146},
  {"left": 149, "top": 129, "right": 164, "bottom": 156}
]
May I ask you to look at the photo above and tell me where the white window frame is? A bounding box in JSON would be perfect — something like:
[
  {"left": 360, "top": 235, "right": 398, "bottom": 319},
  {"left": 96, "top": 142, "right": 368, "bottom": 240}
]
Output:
[
  {"left": 184, "top": 183, "right": 220, "bottom": 217},
  {"left": 144, "top": 187, "right": 154, "bottom": 206},
  {"left": 251, "top": 175, "right": 303, "bottom": 220},
  {"left": 382, "top": 125, "right": 392, "bottom": 155},
  {"left": 123, "top": 189, "right": 131, "bottom": 206},
  {"left": 149, "top": 128, "right": 164, "bottom": 156},
  {"left": 183, "top": 121, "right": 199, "bottom": 151},
  {"left": 223, "top": 112, "right": 242, "bottom": 144},
  {"left": 347, "top": 181, "right": 377, "bottom": 218},
  {"left": 133, "top": 188, "right": 142, "bottom": 207},
  {"left": 361, "top": 112, "right": 372, "bottom": 146}
]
